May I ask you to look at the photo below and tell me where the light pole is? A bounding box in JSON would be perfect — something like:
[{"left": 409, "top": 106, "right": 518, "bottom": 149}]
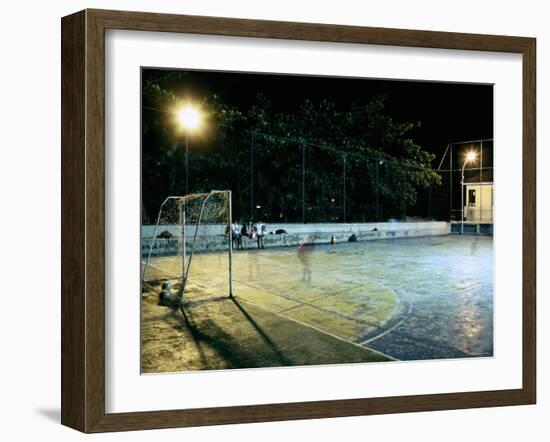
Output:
[
  {"left": 176, "top": 104, "right": 202, "bottom": 282},
  {"left": 176, "top": 104, "right": 202, "bottom": 195},
  {"left": 461, "top": 150, "right": 478, "bottom": 234},
  {"left": 184, "top": 134, "right": 189, "bottom": 195}
]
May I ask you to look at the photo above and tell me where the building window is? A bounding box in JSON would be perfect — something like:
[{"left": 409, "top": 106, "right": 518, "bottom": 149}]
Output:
[{"left": 468, "top": 189, "right": 476, "bottom": 206}]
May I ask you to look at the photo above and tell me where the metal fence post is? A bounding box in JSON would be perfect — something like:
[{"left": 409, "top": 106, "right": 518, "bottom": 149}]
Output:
[
  {"left": 428, "top": 184, "right": 432, "bottom": 219},
  {"left": 480, "top": 140, "right": 483, "bottom": 222},
  {"left": 376, "top": 159, "right": 380, "bottom": 221},
  {"left": 228, "top": 191, "right": 233, "bottom": 297},
  {"left": 250, "top": 132, "right": 254, "bottom": 219},
  {"left": 450, "top": 144, "right": 453, "bottom": 220},
  {"left": 402, "top": 166, "right": 407, "bottom": 219},
  {"left": 302, "top": 141, "right": 306, "bottom": 224},
  {"left": 343, "top": 154, "right": 347, "bottom": 223}
]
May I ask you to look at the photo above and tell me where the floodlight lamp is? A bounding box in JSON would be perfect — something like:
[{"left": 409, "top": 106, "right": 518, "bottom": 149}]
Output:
[
  {"left": 465, "top": 150, "right": 477, "bottom": 163},
  {"left": 177, "top": 105, "right": 202, "bottom": 130}
]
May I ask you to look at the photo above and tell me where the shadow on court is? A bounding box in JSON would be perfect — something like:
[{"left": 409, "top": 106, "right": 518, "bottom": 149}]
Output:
[{"left": 141, "top": 294, "right": 388, "bottom": 373}]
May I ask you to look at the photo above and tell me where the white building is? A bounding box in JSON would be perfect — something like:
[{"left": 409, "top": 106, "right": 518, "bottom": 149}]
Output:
[{"left": 463, "top": 171, "right": 493, "bottom": 223}]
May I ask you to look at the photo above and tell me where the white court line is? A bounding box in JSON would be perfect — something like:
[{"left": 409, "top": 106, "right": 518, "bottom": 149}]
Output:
[
  {"left": 359, "top": 295, "right": 414, "bottom": 346},
  {"left": 235, "top": 296, "right": 398, "bottom": 362},
  {"left": 143, "top": 261, "right": 174, "bottom": 273}
]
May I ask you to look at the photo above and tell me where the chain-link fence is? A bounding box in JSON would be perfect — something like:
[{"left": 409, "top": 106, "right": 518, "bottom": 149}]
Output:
[
  {"left": 142, "top": 127, "right": 493, "bottom": 226},
  {"left": 438, "top": 140, "right": 494, "bottom": 224}
]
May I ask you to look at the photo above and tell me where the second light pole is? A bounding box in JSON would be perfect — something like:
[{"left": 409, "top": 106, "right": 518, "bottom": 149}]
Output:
[{"left": 461, "top": 150, "right": 478, "bottom": 234}]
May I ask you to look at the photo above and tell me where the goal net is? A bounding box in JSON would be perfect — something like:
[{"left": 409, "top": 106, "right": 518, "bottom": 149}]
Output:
[{"left": 141, "top": 190, "right": 233, "bottom": 305}]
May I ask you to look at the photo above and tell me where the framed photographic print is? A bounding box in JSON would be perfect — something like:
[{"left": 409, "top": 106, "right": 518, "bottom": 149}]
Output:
[{"left": 61, "top": 9, "right": 536, "bottom": 433}]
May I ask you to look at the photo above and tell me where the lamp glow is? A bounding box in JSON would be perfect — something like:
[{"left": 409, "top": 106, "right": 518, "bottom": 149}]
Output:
[
  {"left": 465, "top": 151, "right": 477, "bottom": 163},
  {"left": 177, "top": 105, "right": 202, "bottom": 130}
]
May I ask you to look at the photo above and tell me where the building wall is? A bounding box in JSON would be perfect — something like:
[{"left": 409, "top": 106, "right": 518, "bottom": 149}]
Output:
[{"left": 465, "top": 184, "right": 493, "bottom": 223}]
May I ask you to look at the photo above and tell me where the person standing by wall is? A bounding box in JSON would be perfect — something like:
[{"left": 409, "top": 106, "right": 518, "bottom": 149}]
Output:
[
  {"left": 232, "top": 222, "right": 242, "bottom": 250},
  {"left": 255, "top": 220, "right": 265, "bottom": 249},
  {"left": 240, "top": 222, "right": 249, "bottom": 249}
]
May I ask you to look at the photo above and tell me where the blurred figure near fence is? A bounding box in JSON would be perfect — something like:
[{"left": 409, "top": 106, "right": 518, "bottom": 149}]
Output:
[
  {"left": 297, "top": 235, "right": 315, "bottom": 282},
  {"left": 470, "top": 235, "right": 479, "bottom": 256}
]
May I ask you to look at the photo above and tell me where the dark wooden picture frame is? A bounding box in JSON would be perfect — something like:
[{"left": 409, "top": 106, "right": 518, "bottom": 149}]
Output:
[{"left": 61, "top": 9, "right": 536, "bottom": 433}]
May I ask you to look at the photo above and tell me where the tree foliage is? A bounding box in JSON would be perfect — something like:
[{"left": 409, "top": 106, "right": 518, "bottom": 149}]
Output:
[{"left": 141, "top": 71, "right": 441, "bottom": 224}]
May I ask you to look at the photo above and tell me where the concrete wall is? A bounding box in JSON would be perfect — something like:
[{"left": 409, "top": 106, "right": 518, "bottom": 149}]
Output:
[
  {"left": 142, "top": 221, "right": 451, "bottom": 257},
  {"left": 142, "top": 221, "right": 449, "bottom": 238},
  {"left": 450, "top": 222, "right": 493, "bottom": 235}
]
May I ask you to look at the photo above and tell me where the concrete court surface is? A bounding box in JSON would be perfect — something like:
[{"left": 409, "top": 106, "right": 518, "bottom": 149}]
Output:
[{"left": 141, "top": 235, "right": 493, "bottom": 372}]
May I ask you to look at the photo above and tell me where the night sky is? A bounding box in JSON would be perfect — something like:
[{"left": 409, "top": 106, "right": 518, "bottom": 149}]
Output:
[{"left": 153, "top": 68, "right": 494, "bottom": 162}]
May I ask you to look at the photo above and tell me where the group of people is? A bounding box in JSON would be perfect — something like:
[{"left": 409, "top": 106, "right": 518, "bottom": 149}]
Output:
[{"left": 231, "top": 221, "right": 267, "bottom": 250}]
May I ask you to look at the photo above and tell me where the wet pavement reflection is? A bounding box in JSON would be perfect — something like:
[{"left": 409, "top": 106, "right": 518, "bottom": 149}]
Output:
[{"left": 154, "top": 235, "right": 493, "bottom": 361}]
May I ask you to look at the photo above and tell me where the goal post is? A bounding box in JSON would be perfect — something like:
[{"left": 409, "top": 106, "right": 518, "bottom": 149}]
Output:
[{"left": 141, "top": 190, "right": 233, "bottom": 305}]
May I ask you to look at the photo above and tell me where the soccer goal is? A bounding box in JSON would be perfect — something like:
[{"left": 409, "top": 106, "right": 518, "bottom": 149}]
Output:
[{"left": 141, "top": 190, "right": 233, "bottom": 305}]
